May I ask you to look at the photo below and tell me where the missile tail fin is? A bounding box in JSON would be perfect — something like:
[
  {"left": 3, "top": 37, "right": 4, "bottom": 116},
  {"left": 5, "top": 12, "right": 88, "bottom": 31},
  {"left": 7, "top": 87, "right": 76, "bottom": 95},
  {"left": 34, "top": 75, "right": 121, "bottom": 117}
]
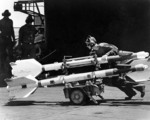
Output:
[{"left": 5, "top": 76, "right": 38, "bottom": 99}]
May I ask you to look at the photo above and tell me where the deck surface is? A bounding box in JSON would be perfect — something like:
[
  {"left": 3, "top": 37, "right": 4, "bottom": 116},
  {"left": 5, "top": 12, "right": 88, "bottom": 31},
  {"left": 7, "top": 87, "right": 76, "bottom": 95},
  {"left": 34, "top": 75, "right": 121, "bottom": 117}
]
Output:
[{"left": 0, "top": 83, "right": 150, "bottom": 120}]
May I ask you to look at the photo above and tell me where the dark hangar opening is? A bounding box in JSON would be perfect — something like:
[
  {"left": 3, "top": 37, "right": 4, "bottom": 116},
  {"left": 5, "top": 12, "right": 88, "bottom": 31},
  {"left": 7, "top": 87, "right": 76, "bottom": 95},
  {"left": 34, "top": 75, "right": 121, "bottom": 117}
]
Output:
[{"left": 44, "top": 0, "right": 150, "bottom": 63}]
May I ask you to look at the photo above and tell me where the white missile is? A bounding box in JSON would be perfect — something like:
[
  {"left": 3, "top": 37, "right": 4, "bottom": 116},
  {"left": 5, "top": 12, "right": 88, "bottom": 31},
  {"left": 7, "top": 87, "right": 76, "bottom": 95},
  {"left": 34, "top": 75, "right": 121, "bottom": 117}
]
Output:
[
  {"left": 6, "top": 64, "right": 147, "bottom": 99},
  {"left": 11, "top": 51, "right": 149, "bottom": 77}
]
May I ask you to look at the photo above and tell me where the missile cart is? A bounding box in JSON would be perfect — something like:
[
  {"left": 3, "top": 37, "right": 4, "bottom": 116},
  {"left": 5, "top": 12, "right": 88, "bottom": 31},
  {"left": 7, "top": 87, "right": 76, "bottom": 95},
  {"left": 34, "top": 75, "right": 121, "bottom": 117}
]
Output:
[{"left": 63, "top": 79, "right": 104, "bottom": 105}]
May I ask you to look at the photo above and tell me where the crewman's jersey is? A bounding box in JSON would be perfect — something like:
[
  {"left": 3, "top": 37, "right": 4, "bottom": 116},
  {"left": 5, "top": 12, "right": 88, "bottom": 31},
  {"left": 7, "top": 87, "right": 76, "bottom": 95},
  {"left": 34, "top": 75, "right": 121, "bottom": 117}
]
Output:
[
  {"left": 91, "top": 42, "right": 118, "bottom": 57},
  {"left": 0, "top": 17, "right": 15, "bottom": 42},
  {"left": 19, "top": 24, "right": 36, "bottom": 44}
]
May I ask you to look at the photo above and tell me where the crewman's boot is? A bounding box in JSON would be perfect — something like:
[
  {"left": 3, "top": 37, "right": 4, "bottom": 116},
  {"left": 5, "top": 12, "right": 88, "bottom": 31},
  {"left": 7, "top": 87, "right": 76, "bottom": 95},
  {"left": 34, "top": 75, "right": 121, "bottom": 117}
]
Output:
[
  {"left": 133, "top": 85, "right": 145, "bottom": 98},
  {"left": 125, "top": 92, "right": 137, "bottom": 100}
]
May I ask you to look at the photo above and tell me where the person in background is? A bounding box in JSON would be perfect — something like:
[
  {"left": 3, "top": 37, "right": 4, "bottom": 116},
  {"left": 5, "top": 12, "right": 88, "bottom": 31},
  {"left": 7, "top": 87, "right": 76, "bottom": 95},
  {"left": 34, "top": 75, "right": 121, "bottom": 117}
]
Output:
[
  {"left": 19, "top": 15, "right": 37, "bottom": 59},
  {"left": 0, "top": 10, "right": 16, "bottom": 62},
  {"left": 0, "top": 28, "right": 6, "bottom": 72},
  {"left": 85, "top": 35, "right": 145, "bottom": 100},
  {"left": 0, "top": 10, "right": 15, "bottom": 78}
]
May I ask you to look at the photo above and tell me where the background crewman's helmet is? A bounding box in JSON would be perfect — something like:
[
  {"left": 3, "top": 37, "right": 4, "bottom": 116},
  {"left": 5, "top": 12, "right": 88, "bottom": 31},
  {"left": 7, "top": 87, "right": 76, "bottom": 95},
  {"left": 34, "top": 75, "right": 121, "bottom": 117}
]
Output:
[
  {"left": 25, "top": 15, "right": 34, "bottom": 24},
  {"left": 85, "top": 35, "right": 97, "bottom": 48},
  {"left": 2, "top": 10, "right": 11, "bottom": 17}
]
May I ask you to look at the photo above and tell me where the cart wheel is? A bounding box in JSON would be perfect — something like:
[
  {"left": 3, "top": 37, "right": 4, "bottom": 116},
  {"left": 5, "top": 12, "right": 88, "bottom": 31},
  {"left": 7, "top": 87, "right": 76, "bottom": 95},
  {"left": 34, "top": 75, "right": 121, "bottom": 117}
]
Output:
[{"left": 69, "top": 88, "right": 88, "bottom": 105}]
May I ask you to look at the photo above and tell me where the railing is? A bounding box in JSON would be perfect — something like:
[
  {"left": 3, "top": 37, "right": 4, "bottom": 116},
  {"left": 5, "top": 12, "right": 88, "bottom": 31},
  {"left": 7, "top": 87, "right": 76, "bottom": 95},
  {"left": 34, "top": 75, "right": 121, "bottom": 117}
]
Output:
[{"left": 14, "top": 1, "right": 44, "bottom": 25}]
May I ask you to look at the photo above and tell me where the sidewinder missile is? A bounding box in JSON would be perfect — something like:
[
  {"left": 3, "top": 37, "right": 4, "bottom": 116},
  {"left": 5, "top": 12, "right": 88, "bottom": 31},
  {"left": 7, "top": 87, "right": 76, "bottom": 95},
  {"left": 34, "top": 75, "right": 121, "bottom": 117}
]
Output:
[
  {"left": 6, "top": 64, "right": 147, "bottom": 99},
  {"left": 11, "top": 51, "right": 149, "bottom": 77}
]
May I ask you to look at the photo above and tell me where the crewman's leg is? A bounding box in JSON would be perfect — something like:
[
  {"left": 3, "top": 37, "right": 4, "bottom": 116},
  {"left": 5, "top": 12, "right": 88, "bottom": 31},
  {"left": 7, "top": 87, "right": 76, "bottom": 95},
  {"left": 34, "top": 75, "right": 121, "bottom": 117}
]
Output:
[
  {"left": 125, "top": 76, "right": 145, "bottom": 98},
  {"left": 111, "top": 77, "right": 137, "bottom": 100},
  {"left": 133, "top": 85, "right": 145, "bottom": 97},
  {"left": 117, "top": 86, "right": 137, "bottom": 100}
]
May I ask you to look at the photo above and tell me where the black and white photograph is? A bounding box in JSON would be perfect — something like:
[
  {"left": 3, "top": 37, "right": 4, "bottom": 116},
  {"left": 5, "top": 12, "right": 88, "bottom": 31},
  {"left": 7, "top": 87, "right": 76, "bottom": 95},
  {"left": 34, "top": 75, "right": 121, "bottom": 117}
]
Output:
[{"left": 0, "top": 0, "right": 150, "bottom": 120}]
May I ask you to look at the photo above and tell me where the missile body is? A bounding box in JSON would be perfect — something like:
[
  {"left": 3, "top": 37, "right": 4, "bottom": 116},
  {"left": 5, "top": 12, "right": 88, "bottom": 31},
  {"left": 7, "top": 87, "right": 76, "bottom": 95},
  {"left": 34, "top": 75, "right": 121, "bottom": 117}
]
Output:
[
  {"left": 39, "top": 64, "right": 147, "bottom": 86},
  {"left": 43, "top": 51, "right": 149, "bottom": 71}
]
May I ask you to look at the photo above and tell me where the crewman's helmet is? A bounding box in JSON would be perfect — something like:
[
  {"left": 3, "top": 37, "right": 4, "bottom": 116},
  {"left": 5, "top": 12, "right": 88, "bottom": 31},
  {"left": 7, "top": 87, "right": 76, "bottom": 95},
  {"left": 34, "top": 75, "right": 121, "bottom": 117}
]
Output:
[
  {"left": 2, "top": 10, "right": 11, "bottom": 17},
  {"left": 85, "top": 35, "right": 97, "bottom": 49},
  {"left": 25, "top": 15, "right": 34, "bottom": 23}
]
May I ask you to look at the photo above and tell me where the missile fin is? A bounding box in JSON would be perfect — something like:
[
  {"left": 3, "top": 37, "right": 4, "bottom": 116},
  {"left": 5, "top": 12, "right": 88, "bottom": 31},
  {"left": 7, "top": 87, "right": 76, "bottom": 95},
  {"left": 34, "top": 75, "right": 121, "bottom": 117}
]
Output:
[
  {"left": 127, "top": 58, "right": 150, "bottom": 82},
  {"left": 5, "top": 75, "right": 38, "bottom": 99}
]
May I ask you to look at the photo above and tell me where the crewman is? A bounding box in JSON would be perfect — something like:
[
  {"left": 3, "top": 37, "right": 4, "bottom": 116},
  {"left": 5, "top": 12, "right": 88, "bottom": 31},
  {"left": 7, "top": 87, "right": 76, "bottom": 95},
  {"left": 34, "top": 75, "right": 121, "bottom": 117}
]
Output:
[
  {"left": 0, "top": 10, "right": 15, "bottom": 62},
  {"left": 19, "top": 15, "right": 37, "bottom": 59},
  {"left": 0, "top": 10, "right": 15, "bottom": 78},
  {"left": 85, "top": 35, "right": 145, "bottom": 100}
]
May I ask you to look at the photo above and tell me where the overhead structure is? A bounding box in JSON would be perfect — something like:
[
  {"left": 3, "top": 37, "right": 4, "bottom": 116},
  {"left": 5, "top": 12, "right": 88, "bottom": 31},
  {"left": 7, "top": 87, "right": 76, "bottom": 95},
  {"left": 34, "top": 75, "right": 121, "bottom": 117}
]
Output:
[
  {"left": 17, "top": 0, "right": 43, "bottom": 1},
  {"left": 14, "top": 0, "right": 44, "bottom": 26}
]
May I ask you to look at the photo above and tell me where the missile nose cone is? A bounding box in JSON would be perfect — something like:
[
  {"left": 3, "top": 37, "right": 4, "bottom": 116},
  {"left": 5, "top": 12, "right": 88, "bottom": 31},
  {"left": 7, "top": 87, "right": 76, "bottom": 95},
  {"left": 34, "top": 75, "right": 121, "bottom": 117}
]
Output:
[
  {"left": 143, "top": 64, "right": 148, "bottom": 69},
  {"left": 144, "top": 52, "right": 149, "bottom": 58},
  {"left": 136, "top": 51, "right": 149, "bottom": 59}
]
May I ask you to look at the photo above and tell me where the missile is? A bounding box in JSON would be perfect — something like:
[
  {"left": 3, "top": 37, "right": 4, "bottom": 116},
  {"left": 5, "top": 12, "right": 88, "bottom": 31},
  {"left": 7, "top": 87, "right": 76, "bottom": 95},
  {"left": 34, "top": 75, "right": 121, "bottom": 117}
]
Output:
[
  {"left": 11, "top": 51, "right": 149, "bottom": 77},
  {"left": 5, "top": 64, "right": 147, "bottom": 99}
]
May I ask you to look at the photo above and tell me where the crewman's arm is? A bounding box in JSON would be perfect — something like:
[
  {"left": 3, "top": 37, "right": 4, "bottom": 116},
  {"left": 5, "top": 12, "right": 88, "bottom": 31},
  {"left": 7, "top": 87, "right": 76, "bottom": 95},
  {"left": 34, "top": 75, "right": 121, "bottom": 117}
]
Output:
[
  {"left": 18, "top": 27, "right": 23, "bottom": 46},
  {"left": 11, "top": 20, "right": 15, "bottom": 41},
  {"left": 100, "top": 43, "right": 118, "bottom": 56}
]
